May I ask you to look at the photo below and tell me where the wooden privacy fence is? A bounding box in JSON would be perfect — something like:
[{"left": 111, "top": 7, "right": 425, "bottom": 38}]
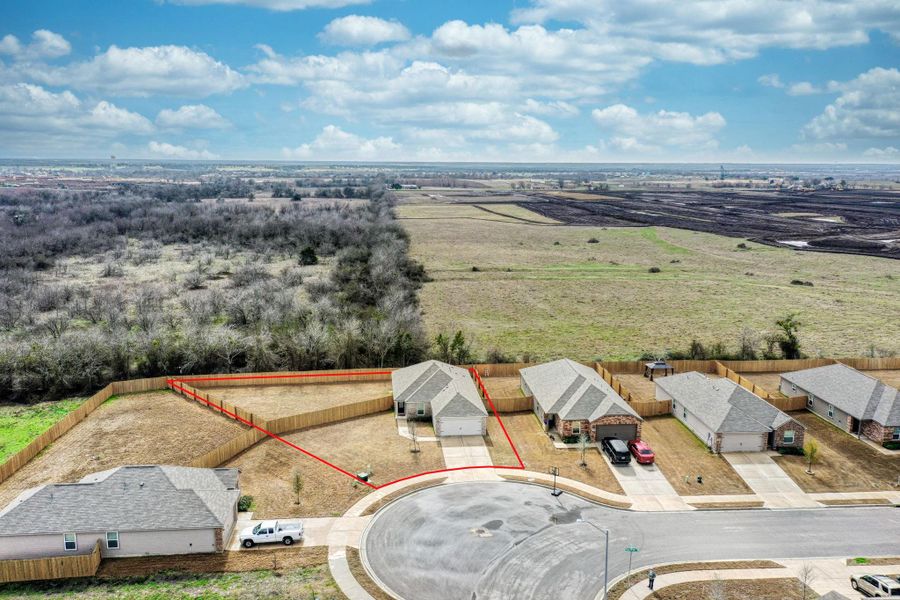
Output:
[
  {"left": 0, "top": 541, "right": 101, "bottom": 583},
  {"left": 632, "top": 400, "right": 672, "bottom": 417},
  {"left": 600, "top": 360, "right": 718, "bottom": 374},
  {"left": 191, "top": 428, "right": 267, "bottom": 469},
  {"left": 171, "top": 378, "right": 395, "bottom": 467},
  {"left": 594, "top": 363, "right": 638, "bottom": 403},
  {"left": 714, "top": 362, "right": 779, "bottom": 400},
  {"left": 718, "top": 358, "right": 837, "bottom": 373},
  {"left": 266, "top": 395, "right": 393, "bottom": 435},
  {"left": 183, "top": 368, "right": 393, "bottom": 389},
  {"left": 838, "top": 357, "right": 900, "bottom": 371},
  {"left": 487, "top": 395, "right": 533, "bottom": 412},
  {"left": 0, "top": 377, "right": 168, "bottom": 486}
]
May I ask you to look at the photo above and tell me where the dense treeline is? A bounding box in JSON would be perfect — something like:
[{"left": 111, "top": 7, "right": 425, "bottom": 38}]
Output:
[{"left": 0, "top": 184, "right": 429, "bottom": 403}]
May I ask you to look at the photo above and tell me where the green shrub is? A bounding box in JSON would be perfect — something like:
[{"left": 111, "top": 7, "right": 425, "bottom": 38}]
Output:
[
  {"left": 562, "top": 435, "right": 581, "bottom": 444},
  {"left": 238, "top": 495, "right": 254, "bottom": 512},
  {"left": 883, "top": 441, "right": 900, "bottom": 450},
  {"left": 777, "top": 446, "right": 804, "bottom": 456}
]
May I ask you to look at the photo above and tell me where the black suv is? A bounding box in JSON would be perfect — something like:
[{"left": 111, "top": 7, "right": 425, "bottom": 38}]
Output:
[{"left": 601, "top": 437, "right": 631, "bottom": 464}]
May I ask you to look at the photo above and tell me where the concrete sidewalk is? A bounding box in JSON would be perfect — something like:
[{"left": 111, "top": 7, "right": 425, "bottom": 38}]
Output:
[
  {"left": 618, "top": 557, "right": 900, "bottom": 599},
  {"left": 723, "top": 452, "right": 821, "bottom": 508}
]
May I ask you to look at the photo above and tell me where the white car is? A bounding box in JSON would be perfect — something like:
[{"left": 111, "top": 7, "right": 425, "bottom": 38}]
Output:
[{"left": 240, "top": 520, "right": 303, "bottom": 548}]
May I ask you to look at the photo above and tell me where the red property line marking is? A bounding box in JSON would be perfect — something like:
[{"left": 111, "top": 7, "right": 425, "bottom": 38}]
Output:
[{"left": 167, "top": 369, "right": 525, "bottom": 490}]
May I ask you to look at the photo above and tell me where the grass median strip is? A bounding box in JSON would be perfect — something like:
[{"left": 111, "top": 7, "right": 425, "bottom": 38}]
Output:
[
  {"left": 608, "top": 560, "right": 783, "bottom": 600},
  {"left": 499, "top": 475, "right": 632, "bottom": 509},
  {"left": 346, "top": 547, "right": 393, "bottom": 600}
]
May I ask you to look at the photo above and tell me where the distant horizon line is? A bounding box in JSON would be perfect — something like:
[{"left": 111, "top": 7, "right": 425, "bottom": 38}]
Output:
[{"left": 1, "top": 157, "right": 899, "bottom": 168}]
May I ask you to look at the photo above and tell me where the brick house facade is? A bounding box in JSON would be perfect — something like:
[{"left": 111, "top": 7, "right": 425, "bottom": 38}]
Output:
[
  {"left": 771, "top": 419, "right": 805, "bottom": 450},
  {"left": 861, "top": 420, "right": 898, "bottom": 445},
  {"left": 557, "top": 414, "right": 643, "bottom": 442}
]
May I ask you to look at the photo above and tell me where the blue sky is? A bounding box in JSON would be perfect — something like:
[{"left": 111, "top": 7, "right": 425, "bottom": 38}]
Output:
[{"left": 1, "top": 0, "right": 898, "bottom": 162}]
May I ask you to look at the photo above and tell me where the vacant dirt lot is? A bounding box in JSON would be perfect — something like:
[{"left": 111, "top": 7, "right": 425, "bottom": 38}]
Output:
[
  {"left": 226, "top": 411, "right": 444, "bottom": 518},
  {"left": 0, "top": 391, "right": 246, "bottom": 507},
  {"left": 640, "top": 417, "right": 753, "bottom": 496},
  {"left": 486, "top": 412, "right": 625, "bottom": 494},
  {"left": 867, "top": 369, "right": 900, "bottom": 388},
  {"left": 648, "top": 578, "right": 806, "bottom": 600},
  {"left": 773, "top": 412, "right": 900, "bottom": 492},
  {"left": 481, "top": 376, "right": 523, "bottom": 399},
  {"left": 198, "top": 382, "right": 391, "bottom": 420}
]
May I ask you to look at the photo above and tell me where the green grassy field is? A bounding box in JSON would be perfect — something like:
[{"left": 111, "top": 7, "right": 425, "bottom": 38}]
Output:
[
  {"left": 398, "top": 203, "right": 900, "bottom": 361},
  {"left": 0, "top": 567, "right": 340, "bottom": 599},
  {"left": 0, "top": 399, "right": 84, "bottom": 463}
]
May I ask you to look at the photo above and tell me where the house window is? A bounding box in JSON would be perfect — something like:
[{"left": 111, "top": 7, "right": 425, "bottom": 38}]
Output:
[
  {"left": 683, "top": 408, "right": 687, "bottom": 419},
  {"left": 791, "top": 384, "right": 797, "bottom": 392},
  {"left": 106, "top": 531, "right": 119, "bottom": 550},
  {"left": 892, "top": 429, "right": 899, "bottom": 441},
  {"left": 64, "top": 533, "right": 77, "bottom": 551},
  {"left": 571, "top": 422, "right": 581, "bottom": 435},
  {"left": 827, "top": 404, "right": 834, "bottom": 418},
  {"left": 416, "top": 405, "right": 425, "bottom": 416},
  {"left": 783, "top": 430, "right": 795, "bottom": 444}
]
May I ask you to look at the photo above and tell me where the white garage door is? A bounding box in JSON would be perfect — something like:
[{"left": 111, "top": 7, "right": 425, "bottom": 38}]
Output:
[
  {"left": 437, "top": 417, "right": 484, "bottom": 437},
  {"left": 720, "top": 433, "right": 765, "bottom": 453}
]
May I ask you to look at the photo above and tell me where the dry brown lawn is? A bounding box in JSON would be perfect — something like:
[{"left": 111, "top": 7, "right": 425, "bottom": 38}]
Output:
[
  {"left": 481, "top": 376, "right": 523, "bottom": 399},
  {"left": 609, "top": 561, "right": 784, "bottom": 600},
  {"left": 0, "top": 391, "right": 246, "bottom": 507},
  {"left": 737, "top": 372, "right": 789, "bottom": 397},
  {"left": 866, "top": 369, "right": 900, "bottom": 388},
  {"left": 640, "top": 416, "right": 753, "bottom": 496},
  {"left": 648, "top": 578, "right": 807, "bottom": 600},
  {"left": 97, "top": 546, "right": 327, "bottom": 577},
  {"left": 772, "top": 412, "right": 900, "bottom": 492},
  {"left": 486, "top": 412, "right": 625, "bottom": 495},
  {"left": 613, "top": 374, "right": 659, "bottom": 401},
  {"left": 196, "top": 382, "right": 391, "bottom": 420},
  {"left": 226, "top": 411, "right": 445, "bottom": 518}
]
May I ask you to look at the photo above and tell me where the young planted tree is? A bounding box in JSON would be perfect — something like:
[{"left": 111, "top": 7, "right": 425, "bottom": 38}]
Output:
[
  {"left": 292, "top": 470, "right": 303, "bottom": 505},
  {"left": 409, "top": 418, "right": 420, "bottom": 453},
  {"left": 805, "top": 440, "right": 819, "bottom": 475},
  {"left": 578, "top": 431, "right": 590, "bottom": 467}
]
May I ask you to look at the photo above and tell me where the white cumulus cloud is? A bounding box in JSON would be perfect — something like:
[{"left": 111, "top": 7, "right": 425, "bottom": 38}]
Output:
[
  {"left": 592, "top": 104, "right": 726, "bottom": 153},
  {"left": 0, "top": 29, "right": 71, "bottom": 59},
  {"left": 803, "top": 67, "right": 900, "bottom": 140},
  {"left": 156, "top": 104, "right": 230, "bottom": 129},
  {"left": 282, "top": 124, "right": 400, "bottom": 160},
  {"left": 33, "top": 45, "right": 245, "bottom": 97},
  {"left": 320, "top": 15, "right": 410, "bottom": 46},
  {"left": 166, "top": 0, "right": 370, "bottom": 9},
  {"left": 148, "top": 140, "right": 219, "bottom": 159}
]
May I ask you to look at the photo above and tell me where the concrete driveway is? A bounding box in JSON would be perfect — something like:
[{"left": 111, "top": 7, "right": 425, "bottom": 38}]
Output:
[
  {"left": 602, "top": 454, "right": 688, "bottom": 511},
  {"left": 361, "top": 481, "right": 900, "bottom": 600},
  {"left": 723, "top": 452, "right": 820, "bottom": 508},
  {"left": 228, "top": 514, "right": 370, "bottom": 550},
  {"left": 441, "top": 435, "right": 493, "bottom": 468}
]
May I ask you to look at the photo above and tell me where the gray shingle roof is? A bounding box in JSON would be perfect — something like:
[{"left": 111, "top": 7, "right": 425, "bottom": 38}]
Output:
[
  {"left": 656, "top": 372, "right": 801, "bottom": 434},
  {"left": 781, "top": 363, "right": 900, "bottom": 426},
  {"left": 0, "top": 466, "right": 239, "bottom": 537},
  {"left": 391, "top": 360, "right": 487, "bottom": 419},
  {"left": 818, "top": 592, "right": 851, "bottom": 600},
  {"left": 521, "top": 359, "right": 641, "bottom": 422}
]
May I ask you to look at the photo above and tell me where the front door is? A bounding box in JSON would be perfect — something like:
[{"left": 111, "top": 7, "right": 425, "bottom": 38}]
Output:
[{"left": 397, "top": 402, "right": 405, "bottom": 417}]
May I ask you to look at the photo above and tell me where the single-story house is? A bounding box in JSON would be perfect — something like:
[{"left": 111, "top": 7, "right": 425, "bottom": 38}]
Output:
[
  {"left": 780, "top": 363, "right": 900, "bottom": 446},
  {"left": 656, "top": 372, "right": 805, "bottom": 453},
  {"left": 0, "top": 465, "right": 240, "bottom": 560},
  {"left": 520, "top": 359, "right": 643, "bottom": 442},
  {"left": 392, "top": 360, "right": 488, "bottom": 437}
]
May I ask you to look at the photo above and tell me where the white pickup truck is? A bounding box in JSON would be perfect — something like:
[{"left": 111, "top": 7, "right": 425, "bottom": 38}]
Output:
[{"left": 239, "top": 520, "right": 303, "bottom": 548}]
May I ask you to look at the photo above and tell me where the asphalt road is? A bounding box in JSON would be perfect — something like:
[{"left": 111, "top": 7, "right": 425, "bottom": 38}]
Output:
[{"left": 361, "top": 481, "right": 900, "bottom": 600}]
